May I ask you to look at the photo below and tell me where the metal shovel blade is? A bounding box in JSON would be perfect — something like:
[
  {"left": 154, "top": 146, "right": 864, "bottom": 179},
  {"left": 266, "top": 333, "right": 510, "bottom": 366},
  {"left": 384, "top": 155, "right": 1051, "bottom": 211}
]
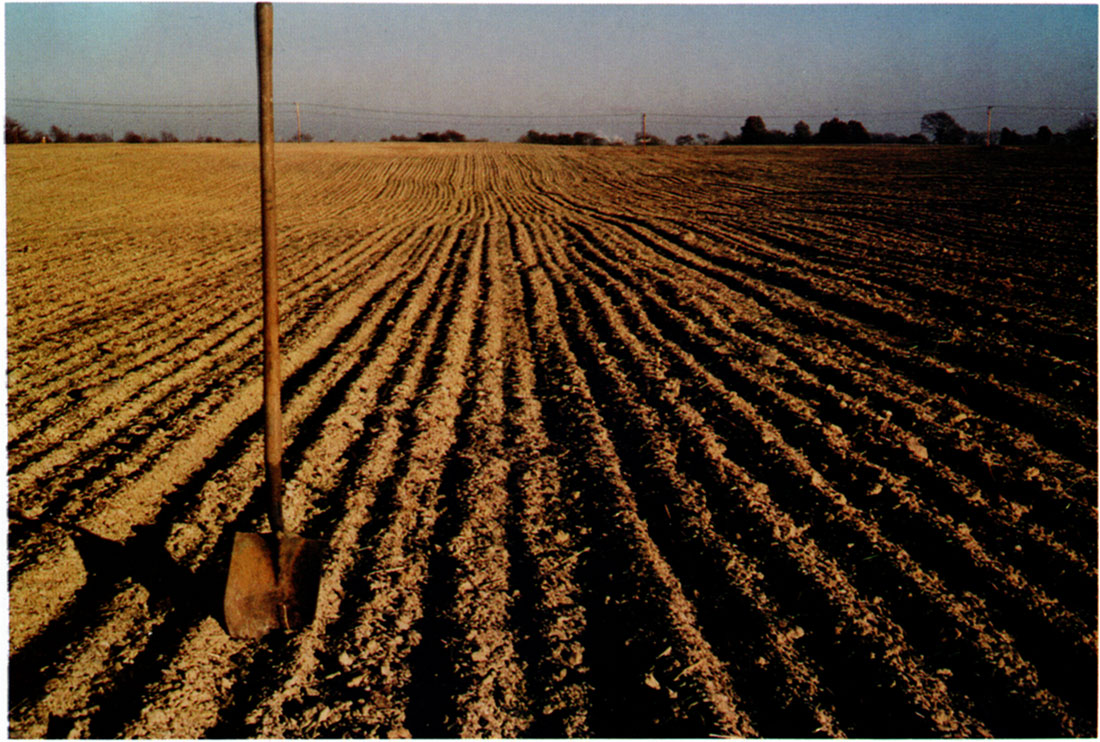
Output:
[{"left": 224, "top": 531, "right": 324, "bottom": 639}]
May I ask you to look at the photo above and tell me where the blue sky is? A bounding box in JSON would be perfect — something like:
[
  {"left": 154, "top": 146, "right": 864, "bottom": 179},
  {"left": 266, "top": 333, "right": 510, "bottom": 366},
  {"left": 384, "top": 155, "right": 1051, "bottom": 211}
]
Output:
[{"left": 5, "top": 3, "right": 1097, "bottom": 142}]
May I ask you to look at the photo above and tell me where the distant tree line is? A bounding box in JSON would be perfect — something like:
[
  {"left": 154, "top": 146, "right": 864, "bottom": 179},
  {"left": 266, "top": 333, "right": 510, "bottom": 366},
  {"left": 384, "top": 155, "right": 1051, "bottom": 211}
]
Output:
[
  {"left": 918, "top": 110, "right": 1097, "bottom": 146},
  {"left": 10, "top": 110, "right": 1096, "bottom": 147},
  {"left": 518, "top": 111, "right": 1097, "bottom": 148},
  {"left": 385, "top": 130, "right": 470, "bottom": 143},
  {"left": 518, "top": 130, "right": 615, "bottom": 146},
  {"left": 4, "top": 117, "right": 251, "bottom": 144}
]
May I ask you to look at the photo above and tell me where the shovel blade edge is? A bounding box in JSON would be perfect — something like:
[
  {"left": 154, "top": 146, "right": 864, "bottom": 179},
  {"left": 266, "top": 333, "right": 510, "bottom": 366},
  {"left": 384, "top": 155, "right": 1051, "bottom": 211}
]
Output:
[{"left": 276, "top": 534, "right": 324, "bottom": 630}]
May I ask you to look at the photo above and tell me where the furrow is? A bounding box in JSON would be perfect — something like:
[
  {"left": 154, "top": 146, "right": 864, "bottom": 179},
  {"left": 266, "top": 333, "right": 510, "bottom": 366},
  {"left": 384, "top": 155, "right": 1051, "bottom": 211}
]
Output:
[
  {"left": 116, "top": 223, "right": 462, "bottom": 740},
  {"left": 7, "top": 226, "right": 454, "bottom": 736},
  {"left": 518, "top": 202, "right": 757, "bottom": 737},
  {"left": 552, "top": 214, "right": 1082, "bottom": 733},
  {"left": 253, "top": 218, "right": 483, "bottom": 737},
  {"left": 498, "top": 208, "right": 594, "bottom": 736},
  {"left": 539, "top": 214, "right": 991, "bottom": 736}
]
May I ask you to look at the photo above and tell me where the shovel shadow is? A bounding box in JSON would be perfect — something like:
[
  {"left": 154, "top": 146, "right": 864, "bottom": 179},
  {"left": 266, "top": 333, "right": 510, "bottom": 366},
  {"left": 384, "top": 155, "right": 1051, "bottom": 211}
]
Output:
[
  {"left": 8, "top": 518, "right": 234, "bottom": 735},
  {"left": 67, "top": 520, "right": 230, "bottom": 629}
]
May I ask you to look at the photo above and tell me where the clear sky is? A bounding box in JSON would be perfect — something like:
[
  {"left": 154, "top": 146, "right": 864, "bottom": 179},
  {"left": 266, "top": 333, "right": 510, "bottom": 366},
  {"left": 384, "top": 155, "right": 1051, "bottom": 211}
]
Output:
[{"left": 5, "top": 3, "right": 1097, "bottom": 143}]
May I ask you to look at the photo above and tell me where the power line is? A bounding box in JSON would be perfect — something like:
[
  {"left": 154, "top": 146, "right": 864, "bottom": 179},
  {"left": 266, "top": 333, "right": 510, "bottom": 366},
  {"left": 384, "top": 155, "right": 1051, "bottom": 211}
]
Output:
[
  {"left": 989, "top": 104, "right": 1096, "bottom": 112},
  {"left": 8, "top": 96, "right": 1093, "bottom": 122},
  {"left": 297, "top": 102, "right": 639, "bottom": 120},
  {"left": 7, "top": 97, "right": 254, "bottom": 111}
]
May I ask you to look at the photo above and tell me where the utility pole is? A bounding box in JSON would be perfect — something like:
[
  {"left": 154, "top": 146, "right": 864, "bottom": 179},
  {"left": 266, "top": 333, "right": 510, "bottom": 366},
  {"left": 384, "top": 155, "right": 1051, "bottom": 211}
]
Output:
[
  {"left": 641, "top": 113, "right": 647, "bottom": 149},
  {"left": 295, "top": 101, "right": 302, "bottom": 143},
  {"left": 985, "top": 105, "right": 993, "bottom": 147}
]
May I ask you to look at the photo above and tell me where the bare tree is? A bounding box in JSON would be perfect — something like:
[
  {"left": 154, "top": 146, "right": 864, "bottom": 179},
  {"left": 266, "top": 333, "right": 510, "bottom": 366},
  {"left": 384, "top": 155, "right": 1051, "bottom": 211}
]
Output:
[
  {"left": 5, "top": 117, "right": 30, "bottom": 144},
  {"left": 1067, "top": 114, "right": 1096, "bottom": 145},
  {"left": 920, "top": 111, "right": 967, "bottom": 144},
  {"left": 740, "top": 116, "right": 768, "bottom": 144},
  {"left": 792, "top": 120, "right": 812, "bottom": 144}
]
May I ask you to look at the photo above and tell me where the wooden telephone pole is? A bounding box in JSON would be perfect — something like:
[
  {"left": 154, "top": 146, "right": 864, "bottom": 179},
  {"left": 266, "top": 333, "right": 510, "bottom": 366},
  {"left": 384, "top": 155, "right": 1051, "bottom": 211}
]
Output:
[
  {"left": 641, "top": 113, "right": 647, "bottom": 149},
  {"left": 295, "top": 101, "right": 302, "bottom": 143},
  {"left": 985, "top": 105, "right": 993, "bottom": 147}
]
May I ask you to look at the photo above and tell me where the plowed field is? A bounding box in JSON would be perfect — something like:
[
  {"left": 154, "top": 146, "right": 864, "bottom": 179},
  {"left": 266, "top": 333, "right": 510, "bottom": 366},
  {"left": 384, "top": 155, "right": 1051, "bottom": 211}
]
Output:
[{"left": 8, "top": 142, "right": 1097, "bottom": 738}]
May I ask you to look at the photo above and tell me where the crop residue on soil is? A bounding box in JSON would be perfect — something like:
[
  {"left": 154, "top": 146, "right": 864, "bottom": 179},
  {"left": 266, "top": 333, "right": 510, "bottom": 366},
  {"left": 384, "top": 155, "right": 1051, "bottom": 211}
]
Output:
[{"left": 7, "top": 142, "right": 1097, "bottom": 737}]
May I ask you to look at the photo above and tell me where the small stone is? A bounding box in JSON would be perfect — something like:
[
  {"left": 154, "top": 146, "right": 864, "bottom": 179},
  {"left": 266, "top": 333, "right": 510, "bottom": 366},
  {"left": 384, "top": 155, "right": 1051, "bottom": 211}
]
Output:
[{"left": 907, "top": 436, "right": 929, "bottom": 460}]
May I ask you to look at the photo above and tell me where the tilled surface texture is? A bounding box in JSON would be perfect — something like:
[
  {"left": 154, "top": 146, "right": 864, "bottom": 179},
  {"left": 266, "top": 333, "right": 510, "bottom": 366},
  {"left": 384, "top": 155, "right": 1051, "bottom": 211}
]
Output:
[{"left": 8, "top": 142, "right": 1096, "bottom": 738}]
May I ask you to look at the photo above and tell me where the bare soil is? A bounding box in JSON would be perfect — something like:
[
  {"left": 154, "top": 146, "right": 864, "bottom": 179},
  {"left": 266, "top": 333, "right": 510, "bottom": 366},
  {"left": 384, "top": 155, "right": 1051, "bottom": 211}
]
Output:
[{"left": 7, "top": 142, "right": 1096, "bottom": 738}]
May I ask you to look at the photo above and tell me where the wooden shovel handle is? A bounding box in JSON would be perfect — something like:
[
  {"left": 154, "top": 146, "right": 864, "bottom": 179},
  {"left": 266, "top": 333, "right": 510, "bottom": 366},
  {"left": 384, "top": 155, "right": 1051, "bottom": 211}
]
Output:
[{"left": 256, "top": 2, "right": 284, "bottom": 533}]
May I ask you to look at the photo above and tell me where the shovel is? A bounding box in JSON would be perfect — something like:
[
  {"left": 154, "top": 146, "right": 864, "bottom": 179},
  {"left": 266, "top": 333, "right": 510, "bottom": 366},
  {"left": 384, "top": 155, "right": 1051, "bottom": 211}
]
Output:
[{"left": 223, "top": 2, "right": 323, "bottom": 640}]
